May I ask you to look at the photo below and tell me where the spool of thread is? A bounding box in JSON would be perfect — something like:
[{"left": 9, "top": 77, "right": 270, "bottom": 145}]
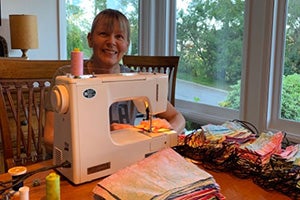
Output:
[
  {"left": 8, "top": 166, "right": 27, "bottom": 191},
  {"left": 46, "top": 172, "right": 60, "bottom": 200},
  {"left": 71, "top": 48, "right": 83, "bottom": 77},
  {"left": 19, "top": 186, "right": 30, "bottom": 200}
]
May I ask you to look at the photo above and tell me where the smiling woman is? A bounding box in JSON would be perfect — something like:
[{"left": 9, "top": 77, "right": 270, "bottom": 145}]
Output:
[
  {"left": 64, "top": 0, "right": 139, "bottom": 59},
  {"left": 61, "top": 0, "right": 300, "bottom": 143}
]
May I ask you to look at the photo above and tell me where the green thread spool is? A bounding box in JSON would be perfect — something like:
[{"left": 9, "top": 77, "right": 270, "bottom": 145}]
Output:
[{"left": 46, "top": 172, "right": 60, "bottom": 200}]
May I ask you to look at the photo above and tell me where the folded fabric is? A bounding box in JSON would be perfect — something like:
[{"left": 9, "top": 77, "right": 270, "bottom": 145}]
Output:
[
  {"left": 238, "top": 131, "right": 284, "bottom": 165},
  {"left": 201, "top": 121, "right": 255, "bottom": 143},
  {"left": 135, "top": 118, "right": 173, "bottom": 132},
  {"left": 93, "top": 148, "right": 224, "bottom": 200}
]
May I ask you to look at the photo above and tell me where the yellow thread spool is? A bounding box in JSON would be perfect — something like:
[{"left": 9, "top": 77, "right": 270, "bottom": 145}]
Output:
[{"left": 46, "top": 172, "right": 60, "bottom": 200}]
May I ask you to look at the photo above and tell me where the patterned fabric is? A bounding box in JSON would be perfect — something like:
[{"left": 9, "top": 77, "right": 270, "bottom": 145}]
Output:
[
  {"left": 175, "top": 121, "right": 300, "bottom": 199},
  {"left": 238, "top": 131, "right": 284, "bottom": 165},
  {"left": 93, "top": 148, "right": 225, "bottom": 200}
]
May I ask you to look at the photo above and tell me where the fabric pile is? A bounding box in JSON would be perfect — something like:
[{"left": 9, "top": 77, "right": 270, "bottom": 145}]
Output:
[
  {"left": 93, "top": 148, "right": 225, "bottom": 200},
  {"left": 234, "top": 131, "right": 284, "bottom": 178},
  {"left": 201, "top": 121, "right": 256, "bottom": 144},
  {"left": 253, "top": 144, "right": 300, "bottom": 199},
  {"left": 177, "top": 121, "right": 256, "bottom": 170},
  {"left": 175, "top": 120, "right": 300, "bottom": 199}
]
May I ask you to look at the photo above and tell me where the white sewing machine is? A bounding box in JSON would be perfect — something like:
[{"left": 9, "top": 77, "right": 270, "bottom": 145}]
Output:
[{"left": 51, "top": 72, "right": 178, "bottom": 184}]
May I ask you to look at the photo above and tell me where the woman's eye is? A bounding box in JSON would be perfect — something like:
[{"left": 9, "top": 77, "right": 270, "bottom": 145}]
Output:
[
  {"left": 98, "top": 32, "right": 107, "bottom": 36},
  {"left": 116, "top": 34, "right": 124, "bottom": 40}
]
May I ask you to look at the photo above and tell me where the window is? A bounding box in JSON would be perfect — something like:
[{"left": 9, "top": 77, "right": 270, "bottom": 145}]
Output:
[
  {"left": 278, "top": 0, "right": 300, "bottom": 123},
  {"left": 268, "top": 0, "right": 300, "bottom": 141},
  {"left": 175, "top": 0, "right": 300, "bottom": 142},
  {"left": 61, "top": 0, "right": 300, "bottom": 142},
  {"left": 175, "top": 0, "right": 244, "bottom": 124},
  {"left": 65, "top": 0, "right": 139, "bottom": 59},
  {"left": 176, "top": 0, "right": 245, "bottom": 108}
]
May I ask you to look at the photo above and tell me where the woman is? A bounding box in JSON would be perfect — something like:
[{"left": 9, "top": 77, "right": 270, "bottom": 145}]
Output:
[{"left": 44, "top": 9, "right": 186, "bottom": 153}]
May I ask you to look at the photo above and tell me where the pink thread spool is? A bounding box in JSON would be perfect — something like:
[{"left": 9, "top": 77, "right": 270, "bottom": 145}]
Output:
[
  {"left": 19, "top": 186, "right": 30, "bottom": 200},
  {"left": 71, "top": 48, "right": 83, "bottom": 77}
]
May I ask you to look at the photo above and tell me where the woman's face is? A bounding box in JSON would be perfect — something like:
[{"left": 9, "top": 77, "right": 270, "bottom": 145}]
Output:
[{"left": 88, "top": 20, "right": 129, "bottom": 68}]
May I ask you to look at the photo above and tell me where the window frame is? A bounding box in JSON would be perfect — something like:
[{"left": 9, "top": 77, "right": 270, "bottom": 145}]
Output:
[
  {"left": 175, "top": 0, "right": 300, "bottom": 142},
  {"left": 139, "top": 0, "right": 177, "bottom": 55},
  {"left": 140, "top": 0, "right": 240, "bottom": 125},
  {"left": 235, "top": 0, "right": 300, "bottom": 143},
  {"left": 268, "top": 0, "right": 300, "bottom": 142},
  {"left": 58, "top": 0, "right": 67, "bottom": 59},
  {"left": 239, "top": 0, "right": 275, "bottom": 134}
]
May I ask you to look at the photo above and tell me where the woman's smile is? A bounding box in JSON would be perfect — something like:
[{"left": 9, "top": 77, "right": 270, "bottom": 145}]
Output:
[{"left": 103, "top": 48, "right": 117, "bottom": 55}]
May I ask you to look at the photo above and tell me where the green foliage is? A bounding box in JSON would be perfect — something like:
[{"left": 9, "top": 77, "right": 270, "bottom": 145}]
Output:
[
  {"left": 281, "top": 74, "right": 300, "bottom": 121},
  {"left": 66, "top": 4, "right": 92, "bottom": 59},
  {"left": 177, "top": 0, "right": 245, "bottom": 87},
  {"left": 93, "top": 0, "right": 106, "bottom": 14},
  {"left": 185, "top": 120, "right": 202, "bottom": 131},
  {"left": 221, "top": 75, "right": 300, "bottom": 121},
  {"left": 193, "top": 97, "right": 201, "bottom": 103},
  {"left": 284, "top": 0, "right": 300, "bottom": 76},
  {"left": 118, "top": 0, "right": 139, "bottom": 55},
  {"left": 219, "top": 80, "right": 241, "bottom": 109}
]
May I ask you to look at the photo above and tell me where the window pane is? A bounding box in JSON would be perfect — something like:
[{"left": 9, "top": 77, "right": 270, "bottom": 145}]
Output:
[
  {"left": 65, "top": 0, "right": 139, "bottom": 59},
  {"left": 176, "top": 0, "right": 245, "bottom": 110},
  {"left": 280, "top": 0, "right": 300, "bottom": 122}
]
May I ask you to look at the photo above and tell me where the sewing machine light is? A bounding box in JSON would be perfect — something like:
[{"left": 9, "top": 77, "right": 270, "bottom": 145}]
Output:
[
  {"left": 144, "top": 101, "right": 149, "bottom": 108},
  {"left": 133, "top": 97, "right": 150, "bottom": 115}
]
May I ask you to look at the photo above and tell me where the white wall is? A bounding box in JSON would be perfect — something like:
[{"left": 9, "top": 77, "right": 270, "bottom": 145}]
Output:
[{"left": 0, "top": 0, "right": 60, "bottom": 59}]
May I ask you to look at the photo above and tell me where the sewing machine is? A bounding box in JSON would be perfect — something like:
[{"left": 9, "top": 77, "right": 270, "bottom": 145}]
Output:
[{"left": 51, "top": 72, "right": 178, "bottom": 184}]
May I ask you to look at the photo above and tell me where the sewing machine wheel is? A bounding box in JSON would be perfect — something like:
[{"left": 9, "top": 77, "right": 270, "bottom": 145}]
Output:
[{"left": 51, "top": 85, "right": 69, "bottom": 114}]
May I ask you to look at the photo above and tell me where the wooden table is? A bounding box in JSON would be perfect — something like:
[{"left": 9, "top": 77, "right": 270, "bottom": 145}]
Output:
[
  {"left": 200, "top": 166, "right": 291, "bottom": 200},
  {"left": 0, "top": 159, "right": 291, "bottom": 200},
  {"left": 1, "top": 160, "right": 99, "bottom": 200}
]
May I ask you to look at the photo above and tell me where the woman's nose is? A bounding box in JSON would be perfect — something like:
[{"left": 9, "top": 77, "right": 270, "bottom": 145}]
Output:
[{"left": 106, "top": 35, "right": 116, "bottom": 45}]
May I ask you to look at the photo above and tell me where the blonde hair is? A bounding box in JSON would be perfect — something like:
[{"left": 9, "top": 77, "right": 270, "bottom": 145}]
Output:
[{"left": 90, "top": 9, "right": 130, "bottom": 42}]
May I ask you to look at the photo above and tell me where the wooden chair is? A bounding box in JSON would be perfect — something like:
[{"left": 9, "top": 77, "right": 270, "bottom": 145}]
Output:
[
  {"left": 0, "top": 59, "right": 70, "bottom": 172},
  {"left": 123, "top": 55, "right": 180, "bottom": 106},
  {"left": 0, "top": 36, "right": 8, "bottom": 57}
]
